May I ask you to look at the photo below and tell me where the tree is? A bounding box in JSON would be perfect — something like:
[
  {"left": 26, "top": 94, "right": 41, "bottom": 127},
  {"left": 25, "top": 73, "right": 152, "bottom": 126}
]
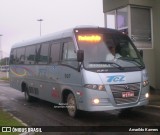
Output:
[{"left": 0, "top": 57, "right": 9, "bottom": 65}]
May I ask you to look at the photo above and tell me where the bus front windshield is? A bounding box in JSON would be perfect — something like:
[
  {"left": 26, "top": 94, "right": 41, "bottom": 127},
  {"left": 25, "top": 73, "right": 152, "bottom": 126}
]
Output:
[{"left": 77, "top": 33, "right": 144, "bottom": 71}]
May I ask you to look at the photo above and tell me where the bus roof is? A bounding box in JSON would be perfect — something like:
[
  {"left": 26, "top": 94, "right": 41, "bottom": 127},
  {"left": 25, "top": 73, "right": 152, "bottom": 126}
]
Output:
[
  {"left": 12, "top": 28, "right": 74, "bottom": 49},
  {"left": 11, "top": 26, "right": 119, "bottom": 49}
]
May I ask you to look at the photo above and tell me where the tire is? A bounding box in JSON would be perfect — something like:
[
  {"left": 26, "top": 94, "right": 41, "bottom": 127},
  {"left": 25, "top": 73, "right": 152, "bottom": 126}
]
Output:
[
  {"left": 67, "top": 93, "right": 78, "bottom": 117},
  {"left": 24, "top": 86, "right": 33, "bottom": 102}
]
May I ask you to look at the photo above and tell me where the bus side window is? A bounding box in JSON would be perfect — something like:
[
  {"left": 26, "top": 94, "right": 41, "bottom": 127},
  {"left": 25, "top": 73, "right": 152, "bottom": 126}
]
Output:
[
  {"left": 61, "top": 41, "right": 78, "bottom": 68},
  {"left": 62, "top": 41, "right": 77, "bottom": 60},
  {"left": 35, "top": 44, "right": 41, "bottom": 64},
  {"left": 50, "top": 42, "right": 61, "bottom": 63},
  {"left": 16, "top": 47, "right": 25, "bottom": 64},
  {"left": 25, "top": 45, "right": 36, "bottom": 65},
  {"left": 38, "top": 42, "right": 49, "bottom": 64},
  {"left": 10, "top": 49, "right": 17, "bottom": 64}
]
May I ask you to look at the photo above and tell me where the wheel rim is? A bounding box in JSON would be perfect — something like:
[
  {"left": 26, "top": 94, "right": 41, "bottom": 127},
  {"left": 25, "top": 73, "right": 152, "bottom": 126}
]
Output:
[{"left": 67, "top": 95, "right": 76, "bottom": 116}]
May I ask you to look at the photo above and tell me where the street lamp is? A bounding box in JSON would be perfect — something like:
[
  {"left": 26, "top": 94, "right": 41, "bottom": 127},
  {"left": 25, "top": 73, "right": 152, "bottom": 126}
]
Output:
[
  {"left": 37, "top": 19, "right": 43, "bottom": 36},
  {"left": 0, "top": 35, "right": 3, "bottom": 64}
]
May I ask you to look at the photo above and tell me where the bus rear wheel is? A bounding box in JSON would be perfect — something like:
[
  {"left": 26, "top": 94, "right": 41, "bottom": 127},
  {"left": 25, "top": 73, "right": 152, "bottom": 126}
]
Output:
[{"left": 67, "top": 93, "right": 78, "bottom": 117}]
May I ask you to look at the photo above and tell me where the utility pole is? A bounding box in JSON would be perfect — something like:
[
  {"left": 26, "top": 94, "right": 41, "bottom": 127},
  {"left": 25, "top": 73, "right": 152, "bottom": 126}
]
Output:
[{"left": 37, "top": 19, "right": 43, "bottom": 36}]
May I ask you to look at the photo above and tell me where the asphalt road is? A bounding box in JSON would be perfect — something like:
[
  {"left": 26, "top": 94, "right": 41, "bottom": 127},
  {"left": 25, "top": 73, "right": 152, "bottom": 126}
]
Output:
[{"left": 0, "top": 82, "right": 160, "bottom": 135}]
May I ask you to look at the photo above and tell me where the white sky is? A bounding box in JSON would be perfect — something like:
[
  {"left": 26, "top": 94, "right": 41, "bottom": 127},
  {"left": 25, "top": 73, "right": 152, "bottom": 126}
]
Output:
[{"left": 0, "top": 0, "right": 104, "bottom": 57}]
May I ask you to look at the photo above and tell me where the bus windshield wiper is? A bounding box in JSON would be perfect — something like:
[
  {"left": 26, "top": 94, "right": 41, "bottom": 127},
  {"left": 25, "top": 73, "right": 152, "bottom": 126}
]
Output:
[
  {"left": 89, "top": 62, "right": 124, "bottom": 70},
  {"left": 118, "top": 57, "right": 144, "bottom": 69}
]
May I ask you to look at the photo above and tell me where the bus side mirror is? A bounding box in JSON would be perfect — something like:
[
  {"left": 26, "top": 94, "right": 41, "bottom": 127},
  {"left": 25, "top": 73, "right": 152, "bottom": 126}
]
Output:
[
  {"left": 139, "top": 50, "right": 143, "bottom": 58},
  {"left": 77, "top": 50, "right": 84, "bottom": 62}
]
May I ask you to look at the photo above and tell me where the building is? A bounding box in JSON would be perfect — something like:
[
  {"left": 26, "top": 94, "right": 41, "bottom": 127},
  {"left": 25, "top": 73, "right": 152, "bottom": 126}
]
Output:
[{"left": 103, "top": 0, "right": 160, "bottom": 90}]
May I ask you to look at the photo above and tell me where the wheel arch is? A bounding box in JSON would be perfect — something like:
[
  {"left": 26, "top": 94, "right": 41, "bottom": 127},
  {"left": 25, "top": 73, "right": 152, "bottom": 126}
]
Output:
[{"left": 61, "top": 89, "right": 74, "bottom": 103}]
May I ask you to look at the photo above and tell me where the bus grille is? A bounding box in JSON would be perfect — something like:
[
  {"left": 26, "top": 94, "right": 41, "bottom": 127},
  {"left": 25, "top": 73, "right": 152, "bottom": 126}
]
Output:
[{"left": 110, "top": 83, "right": 140, "bottom": 105}]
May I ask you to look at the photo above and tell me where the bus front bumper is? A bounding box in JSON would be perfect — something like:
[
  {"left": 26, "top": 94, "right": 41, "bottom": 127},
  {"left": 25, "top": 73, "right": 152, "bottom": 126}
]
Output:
[{"left": 80, "top": 99, "right": 148, "bottom": 112}]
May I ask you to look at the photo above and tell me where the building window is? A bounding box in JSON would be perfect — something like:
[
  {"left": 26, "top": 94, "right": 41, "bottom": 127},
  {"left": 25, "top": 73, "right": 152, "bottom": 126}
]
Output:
[
  {"left": 106, "top": 10, "right": 116, "bottom": 29},
  {"left": 131, "top": 7, "right": 152, "bottom": 49},
  {"left": 105, "top": 6, "right": 152, "bottom": 49},
  {"left": 117, "top": 7, "right": 128, "bottom": 35}
]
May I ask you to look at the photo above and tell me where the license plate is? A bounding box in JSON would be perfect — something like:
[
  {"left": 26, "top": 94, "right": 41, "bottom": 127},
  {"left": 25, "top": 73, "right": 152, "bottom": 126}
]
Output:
[{"left": 122, "top": 91, "right": 134, "bottom": 98}]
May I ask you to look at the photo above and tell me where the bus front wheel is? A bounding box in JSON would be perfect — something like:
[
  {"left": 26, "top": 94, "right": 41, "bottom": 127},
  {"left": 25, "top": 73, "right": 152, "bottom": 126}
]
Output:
[{"left": 67, "top": 93, "right": 78, "bottom": 117}]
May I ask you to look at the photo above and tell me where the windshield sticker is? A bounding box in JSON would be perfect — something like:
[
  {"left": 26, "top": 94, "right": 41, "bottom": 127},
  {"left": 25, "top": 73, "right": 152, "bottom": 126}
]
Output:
[
  {"left": 107, "top": 75, "right": 125, "bottom": 83},
  {"left": 88, "top": 64, "right": 111, "bottom": 68}
]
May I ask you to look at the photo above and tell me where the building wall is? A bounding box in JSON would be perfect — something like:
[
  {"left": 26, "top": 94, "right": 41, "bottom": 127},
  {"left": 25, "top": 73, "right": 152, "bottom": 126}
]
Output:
[
  {"left": 103, "top": 0, "right": 129, "bottom": 12},
  {"left": 103, "top": 0, "right": 155, "bottom": 12},
  {"left": 143, "top": 50, "right": 156, "bottom": 88},
  {"left": 154, "top": 0, "right": 160, "bottom": 89},
  {"left": 129, "top": 0, "right": 154, "bottom": 6},
  {"left": 103, "top": 0, "right": 159, "bottom": 89}
]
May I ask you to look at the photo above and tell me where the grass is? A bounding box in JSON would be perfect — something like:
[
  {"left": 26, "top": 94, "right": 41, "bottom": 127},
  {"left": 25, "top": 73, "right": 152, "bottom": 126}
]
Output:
[{"left": 0, "top": 109, "right": 24, "bottom": 135}]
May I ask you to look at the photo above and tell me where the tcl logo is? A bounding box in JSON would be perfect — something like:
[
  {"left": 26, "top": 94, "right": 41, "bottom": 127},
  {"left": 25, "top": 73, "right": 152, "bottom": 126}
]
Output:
[{"left": 107, "top": 75, "right": 125, "bottom": 83}]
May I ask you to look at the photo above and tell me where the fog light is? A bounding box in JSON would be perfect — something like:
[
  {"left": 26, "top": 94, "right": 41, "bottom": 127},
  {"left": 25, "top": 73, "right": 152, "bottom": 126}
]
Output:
[
  {"left": 93, "top": 98, "right": 100, "bottom": 104},
  {"left": 145, "top": 93, "right": 149, "bottom": 98}
]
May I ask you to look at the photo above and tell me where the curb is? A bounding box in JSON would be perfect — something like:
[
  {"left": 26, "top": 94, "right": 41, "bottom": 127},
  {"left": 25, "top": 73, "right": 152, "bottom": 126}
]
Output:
[
  {"left": 20, "top": 132, "right": 35, "bottom": 135},
  {"left": 3, "top": 109, "right": 28, "bottom": 126},
  {"left": 2, "top": 109, "right": 35, "bottom": 135}
]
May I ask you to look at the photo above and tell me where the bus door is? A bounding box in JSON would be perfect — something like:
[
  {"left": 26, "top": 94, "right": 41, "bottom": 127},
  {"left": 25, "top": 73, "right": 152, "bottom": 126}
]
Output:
[
  {"left": 59, "top": 38, "right": 82, "bottom": 96},
  {"left": 46, "top": 41, "right": 62, "bottom": 104}
]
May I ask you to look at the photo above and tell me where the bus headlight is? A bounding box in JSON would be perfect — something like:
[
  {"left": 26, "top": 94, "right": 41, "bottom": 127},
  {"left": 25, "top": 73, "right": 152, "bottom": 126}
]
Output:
[
  {"left": 84, "top": 84, "right": 105, "bottom": 91},
  {"left": 143, "top": 80, "right": 149, "bottom": 87}
]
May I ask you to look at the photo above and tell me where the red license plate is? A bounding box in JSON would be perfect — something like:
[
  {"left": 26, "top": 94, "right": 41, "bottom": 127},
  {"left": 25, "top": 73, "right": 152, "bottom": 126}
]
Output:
[{"left": 122, "top": 91, "right": 134, "bottom": 98}]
